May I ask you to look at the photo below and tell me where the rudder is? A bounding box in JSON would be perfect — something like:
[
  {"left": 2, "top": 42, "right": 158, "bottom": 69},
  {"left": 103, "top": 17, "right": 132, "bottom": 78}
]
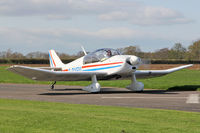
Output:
[{"left": 49, "top": 50, "right": 64, "bottom": 67}]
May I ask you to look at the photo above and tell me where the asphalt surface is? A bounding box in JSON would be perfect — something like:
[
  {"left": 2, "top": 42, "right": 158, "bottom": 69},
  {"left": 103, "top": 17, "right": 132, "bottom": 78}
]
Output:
[{"left": 0, "top": 83, "right": 200, "bottom": 112}]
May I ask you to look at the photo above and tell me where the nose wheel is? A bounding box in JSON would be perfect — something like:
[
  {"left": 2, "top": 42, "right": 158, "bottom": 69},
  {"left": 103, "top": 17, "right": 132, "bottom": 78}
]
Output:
[{"left": 51, "top": 81, "right": 56, "bottom": 89}]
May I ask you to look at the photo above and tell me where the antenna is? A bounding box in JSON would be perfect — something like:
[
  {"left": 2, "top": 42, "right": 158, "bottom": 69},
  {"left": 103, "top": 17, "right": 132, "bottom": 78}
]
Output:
[{"left": 81, "top": 46, "right": 87, "bottom": 55}]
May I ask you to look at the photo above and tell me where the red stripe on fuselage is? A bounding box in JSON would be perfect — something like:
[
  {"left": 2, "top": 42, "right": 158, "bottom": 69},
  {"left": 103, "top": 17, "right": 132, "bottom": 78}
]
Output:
[
  {"left": 50, "top": 51, "right": 56, "bottom": 67},
  {"left": 63, "top": 69, "right": 68, "bottom": 71},
  {"left": 82, "top": 62, "right": 123, "bottom": 69}
]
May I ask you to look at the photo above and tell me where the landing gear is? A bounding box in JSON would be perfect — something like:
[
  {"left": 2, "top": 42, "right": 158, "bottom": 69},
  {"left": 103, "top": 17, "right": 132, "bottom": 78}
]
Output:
[
  {"left": 126, "top": 73, "right": 144, "bottom": 91},
  {"left": 51, "top": 81, "right": 56, "bottom": 90},
  {"left": 82, "top": 75, "right": 101, "bottom": 93}
]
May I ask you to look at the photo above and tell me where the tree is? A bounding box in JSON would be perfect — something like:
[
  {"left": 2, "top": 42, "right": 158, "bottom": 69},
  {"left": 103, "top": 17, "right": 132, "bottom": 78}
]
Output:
[
  {"left": 169, "top": 43, "right": 186, "bottom": 59},
  {"left": 77, "top": 51, "right": 85, "bottom": 57},
  {"left": 0, "top": 49, "right": 25, "bottom": 59},
  {"left": 153, "top": 48, "right": 170, "bottom": 59},
  {"left": 26, "top": 51, "right": 48, "bottom": 59},
  {"left": 11, "top": 52, "right": 24, "bottom": 59},
  {"left": 121, "top": 46, "right": 141, "bottom": 56},
  {"left": 58, "top": 53, "right": 71, "bottom": 59},
  {"left": 187, "top": 40, "right": 200, "bottom": 60}
]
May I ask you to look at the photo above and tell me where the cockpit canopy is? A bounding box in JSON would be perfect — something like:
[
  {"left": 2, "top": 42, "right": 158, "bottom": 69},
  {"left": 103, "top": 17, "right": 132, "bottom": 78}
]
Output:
[{"left": 83, "top": 48, "right": 121, "bottom": 64}]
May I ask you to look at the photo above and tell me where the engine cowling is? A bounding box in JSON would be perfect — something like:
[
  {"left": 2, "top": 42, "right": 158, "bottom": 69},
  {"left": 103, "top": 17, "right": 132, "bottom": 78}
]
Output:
[{"left": 126, "top": 56, "right": 142, "bottom": 67}]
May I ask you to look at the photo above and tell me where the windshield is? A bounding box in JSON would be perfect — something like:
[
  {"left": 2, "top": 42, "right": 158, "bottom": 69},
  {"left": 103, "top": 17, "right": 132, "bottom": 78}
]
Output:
[{"left": 83, "top": 48, "right": 120, "bottom": 64}]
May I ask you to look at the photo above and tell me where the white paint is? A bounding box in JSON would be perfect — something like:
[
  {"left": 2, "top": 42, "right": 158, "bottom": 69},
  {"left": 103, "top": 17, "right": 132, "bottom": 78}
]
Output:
[
  {"left": 186, "top": 94, "right": 199, "bottom": 104},
  {"left": 102, "top": 97, "right": 186, "bottom": 99}
]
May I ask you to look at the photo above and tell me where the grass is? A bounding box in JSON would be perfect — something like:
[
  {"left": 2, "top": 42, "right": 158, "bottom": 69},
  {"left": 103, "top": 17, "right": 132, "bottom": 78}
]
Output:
[
  {"left": 1, "top": 66, "right": 200, "bottom": 90},
  {"left": 0, "top": 98, "right": 200, "bottom": 133},
  {"left": 1, "top": 66, "right": 200, "bottom": 132}
]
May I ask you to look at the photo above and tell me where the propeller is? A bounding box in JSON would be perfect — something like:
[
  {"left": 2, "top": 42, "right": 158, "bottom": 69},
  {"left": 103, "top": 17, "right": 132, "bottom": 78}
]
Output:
[{"left": 126, "top": 56, "right": 142, "bottom": 69}]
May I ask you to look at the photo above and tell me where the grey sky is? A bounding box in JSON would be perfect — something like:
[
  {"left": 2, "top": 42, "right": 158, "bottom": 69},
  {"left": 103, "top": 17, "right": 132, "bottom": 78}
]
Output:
[{"left": 0, "top": 0, "right": 199, "bottom": 54}]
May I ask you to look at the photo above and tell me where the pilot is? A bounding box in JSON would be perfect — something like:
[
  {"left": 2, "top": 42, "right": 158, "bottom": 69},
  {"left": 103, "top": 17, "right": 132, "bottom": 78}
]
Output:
[
  {"left": 107, "top": 50, "right": 112, "bottom": 57},
  {"left": 100, "top": 50, "right": 112, "bottom": 62}
]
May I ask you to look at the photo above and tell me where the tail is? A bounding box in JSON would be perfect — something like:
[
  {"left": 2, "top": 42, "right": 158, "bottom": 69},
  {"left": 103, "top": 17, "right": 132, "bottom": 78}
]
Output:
[{"left": 48, "top": 50, "right": 64, "bottom": 67}]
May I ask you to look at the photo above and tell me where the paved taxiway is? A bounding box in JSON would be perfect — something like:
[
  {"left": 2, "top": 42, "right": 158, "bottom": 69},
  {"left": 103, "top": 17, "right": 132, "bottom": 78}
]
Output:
[{"left": 0, "top": 84, "right": 200, "bottom": 112}]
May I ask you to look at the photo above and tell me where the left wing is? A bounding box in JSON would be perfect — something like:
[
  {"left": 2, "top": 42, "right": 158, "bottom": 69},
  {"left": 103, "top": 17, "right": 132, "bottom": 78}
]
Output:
[
  {"left": 7, "top": 65, "right": 107, "bottom": 81},
  {"left": 135, "top": 64, "right": 193, "bottom": 79}
]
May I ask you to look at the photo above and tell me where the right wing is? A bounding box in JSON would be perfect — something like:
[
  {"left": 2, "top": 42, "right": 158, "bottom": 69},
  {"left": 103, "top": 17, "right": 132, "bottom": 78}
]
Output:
[{"left": 7, "top": 65, "right": 107, "bottom": 81}]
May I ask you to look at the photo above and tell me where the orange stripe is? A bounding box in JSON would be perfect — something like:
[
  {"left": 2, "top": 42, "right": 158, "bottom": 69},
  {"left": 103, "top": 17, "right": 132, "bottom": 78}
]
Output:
[
  {"left": 82, "top": 62, "right": 123, "bottom": 69},
  {"left": 63, "top": 69, "right": 68, "bottom": 71},
  {"left": 50, "top": 51, "right": 56, "bottom": 67}
]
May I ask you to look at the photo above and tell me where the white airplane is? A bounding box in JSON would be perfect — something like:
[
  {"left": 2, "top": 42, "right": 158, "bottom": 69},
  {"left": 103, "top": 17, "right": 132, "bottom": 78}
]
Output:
[{"left": 8, "top": 48, "right": 192, "bottom": 92}]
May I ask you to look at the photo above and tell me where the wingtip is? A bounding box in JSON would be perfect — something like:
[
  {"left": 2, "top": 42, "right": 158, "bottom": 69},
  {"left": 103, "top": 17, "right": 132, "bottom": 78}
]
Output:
[
  {"left": 6, "top": 65, "right": 22, "bottom": 71},
  {"left": 185, "top": 64, "right": 193, "bottom": 68},
  {"left": 6, "top": 65, "right": 15, "bottom": 71}
]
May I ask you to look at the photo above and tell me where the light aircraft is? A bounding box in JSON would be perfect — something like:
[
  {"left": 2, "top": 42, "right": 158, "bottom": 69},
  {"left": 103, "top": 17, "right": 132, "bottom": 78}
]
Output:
[{"left": 8, "top": 48, "right": 192, "bottom": 92}]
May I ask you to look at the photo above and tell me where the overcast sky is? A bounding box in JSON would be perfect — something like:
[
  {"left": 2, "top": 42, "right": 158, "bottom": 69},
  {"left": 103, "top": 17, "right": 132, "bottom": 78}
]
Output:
[{"left": 0, "top": 0, "right": 199, "bottom": 54}]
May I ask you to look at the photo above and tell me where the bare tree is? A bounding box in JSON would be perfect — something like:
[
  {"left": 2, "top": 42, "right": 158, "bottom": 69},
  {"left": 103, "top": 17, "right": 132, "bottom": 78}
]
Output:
[
  {"left": 0, "top": 49, "right": 25, "bottom": 59},
  {"left": 26, "top": 51, "right": 48, "bottom": 59}
]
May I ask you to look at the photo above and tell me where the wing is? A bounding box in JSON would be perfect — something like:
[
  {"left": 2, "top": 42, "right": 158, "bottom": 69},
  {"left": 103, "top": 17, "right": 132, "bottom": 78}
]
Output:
[
  {"left": 135, "top": 64, "right": 193, "bottom": 79},
  {"left": 7, "top": 65, "right": 107, "bottom": 81}
]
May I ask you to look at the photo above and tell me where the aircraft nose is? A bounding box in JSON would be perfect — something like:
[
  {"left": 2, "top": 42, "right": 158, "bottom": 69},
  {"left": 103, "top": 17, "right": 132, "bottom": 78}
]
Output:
[{"left": 126, "top": 56, "right": 142, "bottom": 66}]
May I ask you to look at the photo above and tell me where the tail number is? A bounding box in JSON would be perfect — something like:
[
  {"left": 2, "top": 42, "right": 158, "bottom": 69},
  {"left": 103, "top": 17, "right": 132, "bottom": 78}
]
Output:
[{"left": 69, "top": 67, "right": 82, "bottom": 71}]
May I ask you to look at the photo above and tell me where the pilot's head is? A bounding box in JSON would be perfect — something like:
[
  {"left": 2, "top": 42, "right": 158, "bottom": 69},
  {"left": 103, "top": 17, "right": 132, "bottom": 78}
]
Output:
[{"left": 107, "top": 50, "right": 112, "bottom": 57}]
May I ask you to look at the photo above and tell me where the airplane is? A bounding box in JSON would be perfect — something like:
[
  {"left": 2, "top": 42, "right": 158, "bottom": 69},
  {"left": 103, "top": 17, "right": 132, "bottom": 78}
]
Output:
[{"left": 8, "top": 48, "right": 192, "bottom": 93}]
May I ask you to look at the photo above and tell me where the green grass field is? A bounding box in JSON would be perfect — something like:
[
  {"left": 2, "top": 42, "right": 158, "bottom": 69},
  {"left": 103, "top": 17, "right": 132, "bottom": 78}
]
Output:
[
  {"left": 1, "top": 66, "right": 200, "bottom": 132},
  {"left": 0, "top": 98, "right": 200, "bottom": 133},
  {"left": 1, "top": 66, "right": 200, "bottom": 90}
]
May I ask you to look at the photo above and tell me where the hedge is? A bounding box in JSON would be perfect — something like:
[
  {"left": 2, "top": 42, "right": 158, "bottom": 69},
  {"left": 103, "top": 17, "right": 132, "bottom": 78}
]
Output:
[
  {"left": 150, "top": 59, "right": 200, "bottom": 64},
  {"left": 0, "top": 59, "right": 75, "bottom": 64},
  {"left": 0, "top": 59, "right": 199, "bottom": 64}
]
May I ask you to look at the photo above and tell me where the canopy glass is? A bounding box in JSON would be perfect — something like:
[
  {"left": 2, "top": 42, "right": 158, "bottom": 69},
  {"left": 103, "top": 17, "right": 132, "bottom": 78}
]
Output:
[{"left": 83, "top": 48, "right": 120, "bottom": 64}]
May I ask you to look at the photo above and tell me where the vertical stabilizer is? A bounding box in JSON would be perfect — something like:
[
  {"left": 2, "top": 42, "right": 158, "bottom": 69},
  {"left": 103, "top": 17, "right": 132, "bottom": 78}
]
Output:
[{"left": 49, "top": 50, "right": 64, "bottom": 67}]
